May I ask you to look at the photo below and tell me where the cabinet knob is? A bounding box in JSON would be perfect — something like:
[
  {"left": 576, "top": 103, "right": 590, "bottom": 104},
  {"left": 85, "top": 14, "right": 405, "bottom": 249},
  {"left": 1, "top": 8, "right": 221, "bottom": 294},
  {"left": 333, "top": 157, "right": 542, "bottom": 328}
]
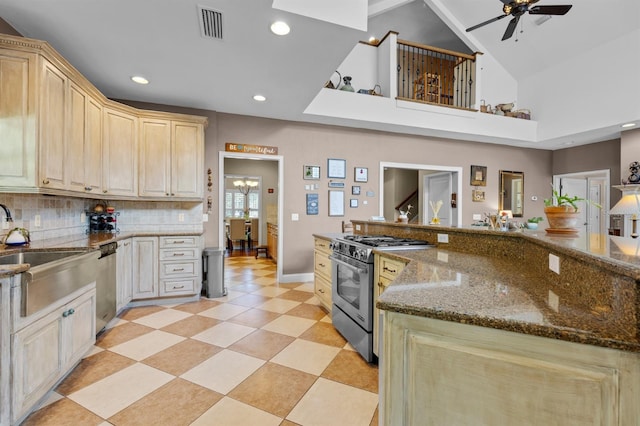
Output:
[
  {"left": 166, "top": 193, "right": 170, "bottom": 196},
  {"left": 318, "top": 288, "right": 325, "bottom": 293},
  {"left": 85, "top": 186, "right": 93, "bottom": 191},
  {"left": 42, "top": 179, "right": 50, "bottom": 185},
  {"left": 170, "top": 193, "right": 175, "bottom": 196},
  {"left": 103, "top": 190, "right": 108, "bottom": 193}
]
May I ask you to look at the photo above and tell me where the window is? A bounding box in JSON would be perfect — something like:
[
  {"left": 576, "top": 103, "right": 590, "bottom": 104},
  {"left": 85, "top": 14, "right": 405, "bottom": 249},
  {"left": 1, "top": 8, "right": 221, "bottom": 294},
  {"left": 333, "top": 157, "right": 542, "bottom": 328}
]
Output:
[{"left": 225, "top": 190, "right": 259, "bottom": 218}]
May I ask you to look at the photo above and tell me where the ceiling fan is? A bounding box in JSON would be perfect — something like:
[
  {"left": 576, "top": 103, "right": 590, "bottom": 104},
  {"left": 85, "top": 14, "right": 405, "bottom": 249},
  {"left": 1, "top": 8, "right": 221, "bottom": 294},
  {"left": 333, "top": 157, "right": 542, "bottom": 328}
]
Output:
[{"left": 466, "top": 0, "right": 572, "bottom": 41}]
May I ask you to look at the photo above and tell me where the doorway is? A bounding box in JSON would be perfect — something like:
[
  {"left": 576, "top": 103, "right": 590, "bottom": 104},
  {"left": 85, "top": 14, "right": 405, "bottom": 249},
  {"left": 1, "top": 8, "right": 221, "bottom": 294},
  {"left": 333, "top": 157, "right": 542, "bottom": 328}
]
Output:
[
  {"left": 380, "top": 162, "right": 463, "bottom": 226},
  {"left": 552, "top": 169, "right": 609, "bottom": 235},
  {"left": 219, "top": 152, "right": 283, "bottom": 281}
]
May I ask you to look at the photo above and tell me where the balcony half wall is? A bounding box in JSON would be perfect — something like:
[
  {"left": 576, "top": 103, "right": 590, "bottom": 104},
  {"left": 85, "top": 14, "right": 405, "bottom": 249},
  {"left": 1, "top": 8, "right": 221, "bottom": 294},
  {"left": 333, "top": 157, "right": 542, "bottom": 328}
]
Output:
[{"left": 304, "top": 88, "right": 538, "bottom": 147}]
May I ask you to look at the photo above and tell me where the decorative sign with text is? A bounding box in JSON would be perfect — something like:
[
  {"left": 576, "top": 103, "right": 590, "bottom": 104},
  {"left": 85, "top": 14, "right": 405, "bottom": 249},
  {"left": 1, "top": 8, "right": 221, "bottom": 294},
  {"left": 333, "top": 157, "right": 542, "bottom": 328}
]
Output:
[{"left": 225, "top": 143, "right": 278, "bottom": 155}]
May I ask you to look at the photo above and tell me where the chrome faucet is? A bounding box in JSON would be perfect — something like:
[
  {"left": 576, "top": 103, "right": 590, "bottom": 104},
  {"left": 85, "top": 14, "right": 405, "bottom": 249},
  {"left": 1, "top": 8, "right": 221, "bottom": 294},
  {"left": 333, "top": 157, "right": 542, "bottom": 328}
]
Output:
[{"left": 0, "top": 204, "right": 13, "bottom": 223}]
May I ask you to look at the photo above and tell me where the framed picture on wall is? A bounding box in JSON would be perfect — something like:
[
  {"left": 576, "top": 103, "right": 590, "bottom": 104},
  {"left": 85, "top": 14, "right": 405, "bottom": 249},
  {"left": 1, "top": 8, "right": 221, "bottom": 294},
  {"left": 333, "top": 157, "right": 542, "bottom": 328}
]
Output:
[
  {"left": 352, "top": 185, "right": 361, "bottom": 195},
  {"left": 472, "top": 190, "right": 485, "bottom": 202},
  {"left": 354, "top": 167, "right": 368, "bottom": 182},
  {"left": 303, "top": 165, "right": 320, "bottom": 180},
  {"left": 329, "top": 190, "right": 345, "bottom": 216},
  {"left": 470, "top": 165, "right": 487, "bottom": 186},
  {"left": 327, "top": 158, "right": 347, "bottom": 179}
]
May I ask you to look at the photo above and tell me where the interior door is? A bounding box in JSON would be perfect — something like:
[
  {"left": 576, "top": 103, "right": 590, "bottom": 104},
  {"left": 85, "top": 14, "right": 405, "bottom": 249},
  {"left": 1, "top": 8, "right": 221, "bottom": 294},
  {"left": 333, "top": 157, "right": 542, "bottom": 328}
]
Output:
[
  {"left": 425, "top": 173, "right": 452, "bottom": 225},
  {"left": 560, "top": 178, "right": 588, "bottom": 229}
]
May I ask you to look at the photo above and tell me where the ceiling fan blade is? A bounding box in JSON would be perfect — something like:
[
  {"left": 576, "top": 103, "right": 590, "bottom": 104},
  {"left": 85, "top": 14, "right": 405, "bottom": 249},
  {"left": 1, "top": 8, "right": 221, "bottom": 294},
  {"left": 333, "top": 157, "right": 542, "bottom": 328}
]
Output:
[
  {"left": 529, "top": 5, "right": 572, "bottom": 15},
  {"left": 466, "top": 14, "right": 508, "bottom": 32},
  {"left": 502, "top": 16, "right": 519, "bottom": 40}
]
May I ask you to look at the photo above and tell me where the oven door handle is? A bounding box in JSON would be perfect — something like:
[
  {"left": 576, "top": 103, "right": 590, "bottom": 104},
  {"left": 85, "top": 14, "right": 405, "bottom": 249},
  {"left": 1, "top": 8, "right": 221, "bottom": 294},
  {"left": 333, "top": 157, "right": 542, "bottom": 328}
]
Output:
[{"left": 329, "top": 255, "right": 369, "bottom": 274}]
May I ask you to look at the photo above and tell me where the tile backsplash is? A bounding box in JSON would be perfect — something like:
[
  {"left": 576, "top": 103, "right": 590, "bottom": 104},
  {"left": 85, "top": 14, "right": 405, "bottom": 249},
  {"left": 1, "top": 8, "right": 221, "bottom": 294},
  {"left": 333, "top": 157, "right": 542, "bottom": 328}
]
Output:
[{"left": 0, "top": 194, "right": 203, "bottom": 243}]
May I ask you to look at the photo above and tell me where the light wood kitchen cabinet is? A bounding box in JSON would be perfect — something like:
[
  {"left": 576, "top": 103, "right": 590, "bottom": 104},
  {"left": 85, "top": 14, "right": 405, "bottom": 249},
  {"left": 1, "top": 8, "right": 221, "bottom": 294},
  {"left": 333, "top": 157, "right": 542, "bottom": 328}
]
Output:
[
  {"left": 38, "top": 58, "right": 67, "bottom": 190},
  {"left": 382, "top": 312, "right": 640, "bottom": 425},
  {"left": 373, "top": 253, "right": 407, "bottom": 357},
  {"left": 103, "top": 106, "right": 138, "bottom": 197},
  {"left": 11, "top": 286, "right": 95, "bottom": 424},
  {"left": 67, "top": 80, "right": 103, "bottom": 194},
  {"left": 313, "top": 237, "right": 332, "bottom": 312},
  {"left": 0, "top": 48, "right": 37, "bottom": 189},
  {"left": 267, "top": 223, "right": 278, "bottom": 263},
  {"left": 139, "top": 118, "right": 205, "bottom": 199},
  {"left": 159, "top": 236, "right": 201, "bottom": 297},
  {"left": 116, "top": 238, "right": 133, "bottom": 312},
  {"left": 131, "top": 236, "right": 159, "bottom": 299}
]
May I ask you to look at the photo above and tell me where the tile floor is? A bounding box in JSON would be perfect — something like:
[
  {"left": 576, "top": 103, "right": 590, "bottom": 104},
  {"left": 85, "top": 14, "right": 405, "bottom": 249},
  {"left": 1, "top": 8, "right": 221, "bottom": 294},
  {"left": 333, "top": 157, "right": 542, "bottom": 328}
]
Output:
[{"left": 22, "top": 256, "right": 379, "bottom": 426}]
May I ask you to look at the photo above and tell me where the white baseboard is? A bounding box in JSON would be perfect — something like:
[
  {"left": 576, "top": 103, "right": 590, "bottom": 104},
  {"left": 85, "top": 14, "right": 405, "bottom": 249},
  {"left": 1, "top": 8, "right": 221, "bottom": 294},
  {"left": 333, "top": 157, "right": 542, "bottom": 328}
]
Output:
[{"left": 279, "top": 272, "right": 314, "bottom": 283}]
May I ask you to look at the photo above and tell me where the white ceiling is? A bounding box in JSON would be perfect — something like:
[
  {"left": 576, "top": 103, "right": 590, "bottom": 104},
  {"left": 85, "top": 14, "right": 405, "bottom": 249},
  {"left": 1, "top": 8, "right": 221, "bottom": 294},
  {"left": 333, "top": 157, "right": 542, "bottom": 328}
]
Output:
[{"left": 0, "top": 0, "right": 637, "bottom": 149}]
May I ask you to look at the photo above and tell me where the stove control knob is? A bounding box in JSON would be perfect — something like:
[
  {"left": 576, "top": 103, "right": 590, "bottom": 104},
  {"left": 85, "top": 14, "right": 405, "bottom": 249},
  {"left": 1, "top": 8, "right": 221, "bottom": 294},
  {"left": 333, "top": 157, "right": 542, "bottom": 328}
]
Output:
[{"left": 355, "top": 248, "right": 365, "bottom": 261}]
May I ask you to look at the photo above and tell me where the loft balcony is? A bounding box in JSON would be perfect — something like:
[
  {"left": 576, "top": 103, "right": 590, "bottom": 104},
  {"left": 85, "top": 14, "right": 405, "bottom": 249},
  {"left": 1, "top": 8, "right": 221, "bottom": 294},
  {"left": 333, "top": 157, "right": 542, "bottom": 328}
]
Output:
[{"left": 304, "top": 31, "right": 538, "bottom": 147}]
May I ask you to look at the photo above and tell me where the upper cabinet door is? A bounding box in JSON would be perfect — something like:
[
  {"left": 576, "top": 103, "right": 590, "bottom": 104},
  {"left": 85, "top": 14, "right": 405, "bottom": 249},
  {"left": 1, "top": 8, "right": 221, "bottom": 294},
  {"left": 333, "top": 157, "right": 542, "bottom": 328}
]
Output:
[
  {"left": 39, "top": 59, "right": 67, "bottom": 190},
  {"left": 0, "top": 49, "right": 37, "bottom": 188},
  {"left": 139, "top": 118, "right": 171, "bottom": 197},
  {"left": 171, "top": 121, "right": 204, "bottom": 198},
  {"left": 103, "top": 107, "right": 138, "bottom": 197},
  {"left": 84, "top": 96, "right": 103, "bottom": 193}
]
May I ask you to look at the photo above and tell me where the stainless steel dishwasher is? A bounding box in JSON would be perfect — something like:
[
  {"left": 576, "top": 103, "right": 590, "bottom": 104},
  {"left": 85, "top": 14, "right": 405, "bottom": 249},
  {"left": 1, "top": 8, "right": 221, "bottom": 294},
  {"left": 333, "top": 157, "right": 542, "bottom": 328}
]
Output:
[{"left": 96, "top": 241, "right": 117, "bottom": 335}]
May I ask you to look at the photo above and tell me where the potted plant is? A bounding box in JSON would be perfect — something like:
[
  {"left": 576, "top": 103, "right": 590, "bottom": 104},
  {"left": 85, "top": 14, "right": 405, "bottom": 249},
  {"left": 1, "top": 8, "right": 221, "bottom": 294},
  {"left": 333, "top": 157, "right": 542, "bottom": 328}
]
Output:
[
  {"left": 526, "top": 216, "right": 544, "bottom": 230},
  {"left": 543, "top": 187, "right": 601, "bottom": 233}
]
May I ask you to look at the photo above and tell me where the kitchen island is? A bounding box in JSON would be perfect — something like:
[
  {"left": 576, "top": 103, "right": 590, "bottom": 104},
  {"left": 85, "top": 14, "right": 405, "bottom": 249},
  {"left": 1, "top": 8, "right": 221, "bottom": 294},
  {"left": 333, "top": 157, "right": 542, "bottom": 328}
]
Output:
[{"left": 355, "top": 221, "right": 640, "bottom": 425}]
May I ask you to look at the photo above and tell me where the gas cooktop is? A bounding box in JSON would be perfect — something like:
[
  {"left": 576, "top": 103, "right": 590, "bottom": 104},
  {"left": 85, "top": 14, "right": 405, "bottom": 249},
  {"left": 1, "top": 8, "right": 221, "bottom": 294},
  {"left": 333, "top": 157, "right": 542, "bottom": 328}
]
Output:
[{"left": 341, "top": 234, "right": 433, "bottom": 248}]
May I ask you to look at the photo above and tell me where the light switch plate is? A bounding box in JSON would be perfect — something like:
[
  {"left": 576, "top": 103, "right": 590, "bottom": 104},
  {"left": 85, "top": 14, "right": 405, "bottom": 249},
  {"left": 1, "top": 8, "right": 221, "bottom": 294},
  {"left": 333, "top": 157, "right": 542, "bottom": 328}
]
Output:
[
  {"left": 472, "top": 214, "right": 481, "bottom": 221},
  {"left": 437, "top": 233, "right": 449, "bottom": 243},
  {"left": 548, "top": 290, "right": 559, "bottom": 312},
  {"left": 202, "top": 214, "right": 209, "bottom": 222},
  {"left": 291, "top": 213, "right": 299, "bottom": 221},
  {"left": 34, "top": 215, "right": 41, "bottom": 227},
  {"left": 178, "top": 213, "right": 185, "bottom": 222}
]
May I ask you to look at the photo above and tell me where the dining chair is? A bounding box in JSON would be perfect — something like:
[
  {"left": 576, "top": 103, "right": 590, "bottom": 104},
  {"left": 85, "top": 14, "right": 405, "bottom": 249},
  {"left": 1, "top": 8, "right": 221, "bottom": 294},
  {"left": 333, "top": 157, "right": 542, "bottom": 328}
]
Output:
[
  {"left": 248, "top": 218, "right": 259, "bottom": 249},
  {"left": 229, "top": 218, "right": 247, "bottom": 251}
]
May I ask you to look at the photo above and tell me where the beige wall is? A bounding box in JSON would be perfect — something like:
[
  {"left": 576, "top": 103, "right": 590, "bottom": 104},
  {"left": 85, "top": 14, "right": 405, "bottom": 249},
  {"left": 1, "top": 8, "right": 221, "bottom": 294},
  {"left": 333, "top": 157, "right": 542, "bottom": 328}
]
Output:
[{"left": 215, "top": 113, "right": 553, "bottom": 275}]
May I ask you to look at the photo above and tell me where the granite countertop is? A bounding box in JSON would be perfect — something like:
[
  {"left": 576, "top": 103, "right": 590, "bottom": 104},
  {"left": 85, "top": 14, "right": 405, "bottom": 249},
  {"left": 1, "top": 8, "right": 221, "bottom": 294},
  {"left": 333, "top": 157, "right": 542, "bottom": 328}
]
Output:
[
  {"left": 376, "top": 248, "right": 640, "bottom": 353},
  {"left": 0, "top": 231, "right": 203, "bottom": 278}
]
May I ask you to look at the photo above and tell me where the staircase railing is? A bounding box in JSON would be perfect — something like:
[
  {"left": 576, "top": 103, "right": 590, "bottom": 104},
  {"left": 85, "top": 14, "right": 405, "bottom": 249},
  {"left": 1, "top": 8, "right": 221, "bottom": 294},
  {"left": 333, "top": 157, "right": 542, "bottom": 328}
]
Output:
[{"left": 397, "top": 39, "right": 480, "bottom": 110}]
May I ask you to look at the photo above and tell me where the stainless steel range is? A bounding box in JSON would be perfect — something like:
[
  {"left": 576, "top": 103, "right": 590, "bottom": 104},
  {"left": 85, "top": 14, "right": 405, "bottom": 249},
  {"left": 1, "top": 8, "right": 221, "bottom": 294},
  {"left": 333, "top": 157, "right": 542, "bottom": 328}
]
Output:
[{"left": 329, "top": 235, "right": 433, "bottom": 362}]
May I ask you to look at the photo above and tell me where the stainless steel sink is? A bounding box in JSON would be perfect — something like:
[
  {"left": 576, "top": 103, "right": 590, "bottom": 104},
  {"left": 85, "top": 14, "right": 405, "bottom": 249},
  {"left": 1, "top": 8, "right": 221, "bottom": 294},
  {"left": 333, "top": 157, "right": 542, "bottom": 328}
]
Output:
[
  {"left": 1, "top": 249, "right": 100, "bottom": 316},
  {"left": 0, "top": 250, "right": 89, "bottom": 267}
]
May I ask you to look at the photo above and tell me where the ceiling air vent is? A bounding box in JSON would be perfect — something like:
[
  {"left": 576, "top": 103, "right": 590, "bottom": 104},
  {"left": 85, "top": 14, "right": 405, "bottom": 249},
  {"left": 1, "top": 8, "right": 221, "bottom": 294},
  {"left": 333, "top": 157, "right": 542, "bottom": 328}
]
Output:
[{"left": 198, "top": 6, "right": 223, "bottom": 40}]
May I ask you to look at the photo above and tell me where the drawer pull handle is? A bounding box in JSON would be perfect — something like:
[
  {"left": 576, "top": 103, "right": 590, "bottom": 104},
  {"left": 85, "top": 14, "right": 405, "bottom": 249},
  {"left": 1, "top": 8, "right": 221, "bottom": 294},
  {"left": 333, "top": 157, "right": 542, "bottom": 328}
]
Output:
[
  {"left": 85, "top": 186, "right": 93, "bottom": 191},
  {"left": 173, "top": 285, "right": 185, "bottom": 289},
  {"left": 173, "top": 240, "right": 185, "bottom": 244},
  {"left": 319, "top": 263, "right": 325, "bottom": 267},
  {"left": 318, "top": 288, "right": 324, "bottom": 293},
  {"left": 383, "top": 267, "right": 397, "bottom": 273},
  {"left": 173, "top": 268, "right": 185, "bottom": 272},
  {"left": 62, "top": 308, "right": 75, "bottom": 318},
  {"left": 173, "top": 253, "right": 185, "bottom": 256}
]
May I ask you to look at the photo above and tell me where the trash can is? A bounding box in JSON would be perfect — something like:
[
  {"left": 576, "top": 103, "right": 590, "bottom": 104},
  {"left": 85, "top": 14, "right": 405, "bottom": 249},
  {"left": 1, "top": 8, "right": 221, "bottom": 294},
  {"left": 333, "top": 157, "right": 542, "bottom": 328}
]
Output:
[{"left": 202, "top": 247, "right": 226, "bottom": 298}]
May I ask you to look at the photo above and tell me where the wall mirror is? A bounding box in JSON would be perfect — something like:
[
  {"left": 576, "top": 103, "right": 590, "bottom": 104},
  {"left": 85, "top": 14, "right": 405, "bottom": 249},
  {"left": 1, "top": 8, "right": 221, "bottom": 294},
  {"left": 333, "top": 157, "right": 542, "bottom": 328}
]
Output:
[{"left": 499, "top": 170, "right": 524, "bottom": 217}]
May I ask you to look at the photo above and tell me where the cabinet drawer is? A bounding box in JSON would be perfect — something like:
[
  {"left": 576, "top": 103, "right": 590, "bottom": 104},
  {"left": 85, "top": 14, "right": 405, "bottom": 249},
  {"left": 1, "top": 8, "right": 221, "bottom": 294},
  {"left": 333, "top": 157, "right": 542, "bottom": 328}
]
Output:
[
  {"left": 314, "top": 238, "right": 331, "bottom": 255},
  {"left": 160, "top": 278, "right": 197, "bottom": 296},
  {"left": 160, "top": 260, "right": 198, "bottom": 278},
  {"left": 160, "top": 236, "right": 198, "bottom": 248},
  {"left": 314, "top": 274, "right": 332, "bottom": 311},
  {"left": 159, "top": 248, "right": 199, "bottom": 261},
  {"left": 314, "top": 251, "right": 332, "bottom": 280},
  {"left": 378, "top": 256, "right": 406, "bottom": 280}
]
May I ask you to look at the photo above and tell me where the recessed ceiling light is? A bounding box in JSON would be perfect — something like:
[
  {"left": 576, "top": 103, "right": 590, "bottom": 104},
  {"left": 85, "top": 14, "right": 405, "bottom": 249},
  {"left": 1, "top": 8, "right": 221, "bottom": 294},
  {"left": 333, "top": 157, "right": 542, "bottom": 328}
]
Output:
[
  {"left": 622, "top": 123, "right": 636, "bottom": 128},
  {"left": 253, "top": 94, "right": 266, "bottom": 102},
  {"left": 131, "top": 76, "right": 149, "bottom": 85},
  {"left": 270, "top": 21, "right": 290, "bottom": 36}
]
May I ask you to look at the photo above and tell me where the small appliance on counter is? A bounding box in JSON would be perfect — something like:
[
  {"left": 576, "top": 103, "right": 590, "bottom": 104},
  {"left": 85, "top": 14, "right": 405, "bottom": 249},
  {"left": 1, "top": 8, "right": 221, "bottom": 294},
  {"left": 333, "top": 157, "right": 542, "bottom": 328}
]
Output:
[{"left": 3, "top": 227, "right": 30, "bottom": 246}]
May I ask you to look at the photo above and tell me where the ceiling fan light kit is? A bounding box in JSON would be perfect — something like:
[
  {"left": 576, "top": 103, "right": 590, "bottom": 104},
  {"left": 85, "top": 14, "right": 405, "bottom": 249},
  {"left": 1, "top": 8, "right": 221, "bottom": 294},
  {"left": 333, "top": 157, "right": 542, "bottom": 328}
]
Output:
[{"left": 466, "top": 0, "right": 572, "bottom": 41}]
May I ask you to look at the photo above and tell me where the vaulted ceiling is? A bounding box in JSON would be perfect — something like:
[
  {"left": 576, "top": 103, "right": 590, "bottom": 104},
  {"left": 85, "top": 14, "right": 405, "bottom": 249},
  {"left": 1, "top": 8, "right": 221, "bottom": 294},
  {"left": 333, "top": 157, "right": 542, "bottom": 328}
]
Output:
[{"left": 1, "top": 0, "right": 637, "bottom": 149}]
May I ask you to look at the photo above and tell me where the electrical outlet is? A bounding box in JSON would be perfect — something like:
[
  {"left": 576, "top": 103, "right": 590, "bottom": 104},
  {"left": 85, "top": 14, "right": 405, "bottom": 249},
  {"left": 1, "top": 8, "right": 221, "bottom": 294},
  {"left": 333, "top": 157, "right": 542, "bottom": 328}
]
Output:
[
  {"left": 178, "top": 213, "right": 185, "bottom": 222},
  {"left": 80, "top": 212, "right": 86, "bottom": 223},
  {"left": 549, "top": 254, "right": 560, "bottom": 274},
  {"left": 355, "top": 224, "right": 361, "bottom": 231},
  {"left": 472, "top": 214, "right": 481, "bottom": 221},
  {"left": 202, "top": 214, "right": 209, "bottom": 222},
  {"left": 437, "top": 233, "right": 449, "bottom": 243},
  {"left": 34, "top": 215, "right": 41, "bottom": 227},
  {"left": 548, "top": 290, "right": 559, "bottom": 312}
]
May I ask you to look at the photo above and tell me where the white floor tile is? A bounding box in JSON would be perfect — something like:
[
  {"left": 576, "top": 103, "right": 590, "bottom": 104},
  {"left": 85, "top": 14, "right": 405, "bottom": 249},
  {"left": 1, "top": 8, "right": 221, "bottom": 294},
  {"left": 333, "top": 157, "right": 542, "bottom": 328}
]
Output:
[
  {"left": 261, "top": 314, "right": 316, "bottom": 337},
  {"left": 287, "top": 378, "right": 378, "bottom": 426},
  {"left": 191, "top": 397, "right": 282, "bottom": 426},
  {"left": 109, "top": 330, "right": 185, "bottom": 361},
  {"left": 181, "top": 349, "right": 265, "bottom": 394},
  {"left": 251, "top": 286, "right": 290, "bottom": 297},
  {"left": 68, "top": 363, "right": 174, "bottom": 419},
  {"left": 84, "top": 345, "right": 105, "bottom": 358},
  {"left": 271, "top": 339, "right": 340, "bottom": 375},
  {"left": 294, "top": 282, "right": 315, "bottom": 293},
  {"left": 191, "top": 321, "right": 256, "bottom": 347},
  {"left": 132, "top": 308, "right": 192, "bottom": 329},
  {"left": 256, "top": 298, "right": 300, "bottom": 314},
  {"left": 198, "top": 302, "right": 250, "bottom": 320}
]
